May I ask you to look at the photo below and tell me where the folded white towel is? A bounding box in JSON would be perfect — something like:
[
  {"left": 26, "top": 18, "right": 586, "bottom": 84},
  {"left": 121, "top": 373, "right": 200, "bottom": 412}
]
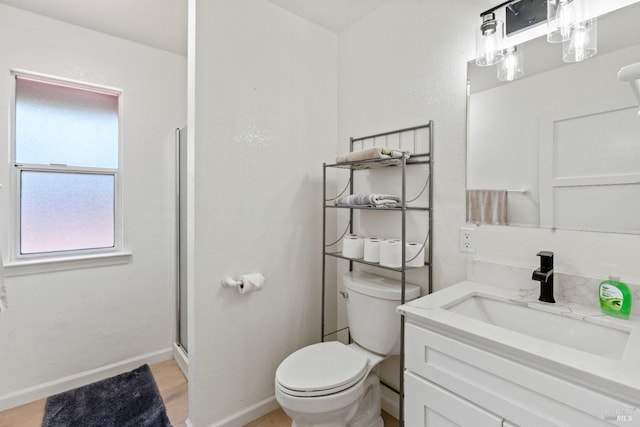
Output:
[
  {"left": 0, "top": 250, "right": 7, "bottom": 316},
  {"left": 335, "top": 193, "right": 401, "bottom": 208},
  {"left": 336, "top": 147, "right": 409, "bottom": 164}
]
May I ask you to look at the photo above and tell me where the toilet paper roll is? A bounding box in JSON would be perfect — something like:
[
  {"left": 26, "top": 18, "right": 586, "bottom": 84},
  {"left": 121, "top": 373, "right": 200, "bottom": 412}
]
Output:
[
  {"left": 379, "top": 239, "right": 402, "bottom": 268},
  {"left": 405, "top": 242, "right": 426, "bottom": 268},
  {"left": 363, "top": 237, "right": 381, "bottom": 263},
  {"left": 342, "top": 235, "right": 364, "bottom": 259},
  {"left": 238, "top": 273, "right": 265, "bottom": 294}
]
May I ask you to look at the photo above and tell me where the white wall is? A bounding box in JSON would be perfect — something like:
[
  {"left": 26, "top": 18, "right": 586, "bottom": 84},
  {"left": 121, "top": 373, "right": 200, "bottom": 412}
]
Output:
[
  {"left": 191, "top": 0, "right": 337, "bottom": 425},
  {"left": 338, "top": 0, "right": 477, "bottom": 294},
  {"left": 336, "top": 0, "right": 477, "bottom": 406},
  {"left": 0, "top": 4, "right": 186, "bottom": 409}
]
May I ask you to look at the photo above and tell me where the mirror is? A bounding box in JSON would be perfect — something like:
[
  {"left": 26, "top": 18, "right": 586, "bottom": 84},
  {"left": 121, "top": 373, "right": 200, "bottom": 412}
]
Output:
[{"left": 466, "top": 2, "right": 640, "bottom": 234}]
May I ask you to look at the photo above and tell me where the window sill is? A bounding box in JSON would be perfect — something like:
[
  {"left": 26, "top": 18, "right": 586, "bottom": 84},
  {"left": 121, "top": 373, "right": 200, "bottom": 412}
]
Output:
[{"left": 4, "top": 251, "right": 133, "bottom": 276}]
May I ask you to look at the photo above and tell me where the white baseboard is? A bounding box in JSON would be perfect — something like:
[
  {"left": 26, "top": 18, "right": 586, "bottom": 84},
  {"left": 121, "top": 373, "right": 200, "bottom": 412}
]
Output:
[
  {"left": 210, "top": 396, "right": 280, "bottom": 427},
  {"left": 198, "top": 384, "right": 394, "bottom": 426},
  {"left": 0, "top": 347, "right": 173, "bottom": 412},
  {"left": 380, "top": 384, "right": 399, "bottom": 421},
  {"left": 173, "top": 343, "right": 189, "bottom": 378}
]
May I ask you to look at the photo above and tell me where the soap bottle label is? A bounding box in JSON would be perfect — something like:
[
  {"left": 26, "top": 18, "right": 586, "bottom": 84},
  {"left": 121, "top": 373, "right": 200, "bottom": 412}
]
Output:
[{"left": 600, "top": 284, "right": 623, "bottom": 312}]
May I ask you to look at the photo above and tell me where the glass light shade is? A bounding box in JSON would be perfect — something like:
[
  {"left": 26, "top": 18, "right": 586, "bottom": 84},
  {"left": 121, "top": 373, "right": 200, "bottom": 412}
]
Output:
[
  {"left": 547, "top": 0, "right": 579, "bottom": 43},
  {"left": 563, "top": 18, "right": 597, "bottom": 63},
  {"left": 497, "top": 46, "right": 524, "bottom": 81},
  {"left": 476, "top": 13, "right": 504, "bottom": 67}
]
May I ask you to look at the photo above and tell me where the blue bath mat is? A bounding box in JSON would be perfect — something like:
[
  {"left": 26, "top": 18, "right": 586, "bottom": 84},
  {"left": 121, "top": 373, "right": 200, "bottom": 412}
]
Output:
[{"left": 42, "top": 364, "right": 172, "bottom": 427}]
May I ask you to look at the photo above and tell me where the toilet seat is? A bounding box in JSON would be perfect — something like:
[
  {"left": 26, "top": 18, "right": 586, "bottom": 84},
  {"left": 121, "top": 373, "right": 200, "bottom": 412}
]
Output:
[{"left": 276, "top": 342, "right": 369, "bottom": 397}]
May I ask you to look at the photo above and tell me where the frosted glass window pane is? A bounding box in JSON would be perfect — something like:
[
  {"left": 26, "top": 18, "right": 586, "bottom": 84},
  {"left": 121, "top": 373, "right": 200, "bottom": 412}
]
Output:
[
  {"left": 15, "top": 77, "right": 118, "bottom": 168},
  {"left": 20, "top": 171, "right": 115, "bottom": 254}
]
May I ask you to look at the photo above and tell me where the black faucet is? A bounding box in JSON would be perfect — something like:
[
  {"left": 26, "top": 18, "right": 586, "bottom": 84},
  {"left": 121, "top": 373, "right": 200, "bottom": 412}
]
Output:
[{"left": 532, "top": 251, "right": 555, "bottom": 303}]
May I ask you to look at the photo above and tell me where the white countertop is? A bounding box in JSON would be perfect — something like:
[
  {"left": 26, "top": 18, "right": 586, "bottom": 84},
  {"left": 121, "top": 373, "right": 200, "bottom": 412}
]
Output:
[{"left": 398, "top": 281, "right": 640, "bottom": 405}]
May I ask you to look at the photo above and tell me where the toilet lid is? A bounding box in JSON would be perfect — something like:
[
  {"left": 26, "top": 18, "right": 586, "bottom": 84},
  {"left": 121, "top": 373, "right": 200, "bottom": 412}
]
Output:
[{"left": 276, "top": 342, "right": 369, "bottom": 397}]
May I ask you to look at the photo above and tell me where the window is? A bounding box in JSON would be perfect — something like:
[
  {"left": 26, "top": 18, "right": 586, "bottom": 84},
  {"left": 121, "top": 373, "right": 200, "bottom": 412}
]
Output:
[{"left": 13, "top": 73, "right": 122, "bottom": 260}]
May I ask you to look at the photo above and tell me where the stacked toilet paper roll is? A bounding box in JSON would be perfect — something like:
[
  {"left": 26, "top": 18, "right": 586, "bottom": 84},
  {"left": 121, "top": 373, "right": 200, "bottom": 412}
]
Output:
[
  {"left": 379, "top": 239, "right": 402, "bottom": 268},
  {"left": 342, "top": 235, "right": 364, "bottom": 259},
  {"left": 342, "top": 234, "right": 426, "bottom": 267},
  {"left": 405, "top": 242, "right": 426, "bottom": 267},
  {"left": 379, "top": 239, "right": 426, "bottom": 268},
  {"left": 363, "top": 237, "right": 381, "bottom": 262}
]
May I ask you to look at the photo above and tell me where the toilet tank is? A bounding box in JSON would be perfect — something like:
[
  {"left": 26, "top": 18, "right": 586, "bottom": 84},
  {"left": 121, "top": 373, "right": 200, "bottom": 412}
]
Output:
[{"left": 343, "top": 272, "right": 421, "bottom": 356}]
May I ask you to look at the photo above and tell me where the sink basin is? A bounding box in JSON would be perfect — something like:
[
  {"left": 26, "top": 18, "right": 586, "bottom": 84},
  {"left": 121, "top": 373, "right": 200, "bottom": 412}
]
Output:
[
  {"left": 398, "top": 281, "right": 640, "bottom": 402},
  {"left": 445, "top": 294, "right": 630, "bottom": 359}
]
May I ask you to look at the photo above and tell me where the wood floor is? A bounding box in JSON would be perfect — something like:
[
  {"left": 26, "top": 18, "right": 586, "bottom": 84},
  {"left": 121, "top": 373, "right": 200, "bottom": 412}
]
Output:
[
  {"left": 247, "top": 408, "right": 399, "bottom": 427},
  {"left": 0, "top": 359, "right": 398, "bottom": 427}
]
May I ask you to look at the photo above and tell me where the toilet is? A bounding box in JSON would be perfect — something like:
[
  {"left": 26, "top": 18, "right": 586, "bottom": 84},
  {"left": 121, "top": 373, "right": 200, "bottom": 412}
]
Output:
[{"left": 275, "top": 271, "right": 420, "bottom": 426}]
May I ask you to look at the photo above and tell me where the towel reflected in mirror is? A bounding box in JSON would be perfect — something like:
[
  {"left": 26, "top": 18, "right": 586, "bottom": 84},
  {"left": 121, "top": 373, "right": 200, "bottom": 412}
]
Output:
[{"left": 466, "top": 189, "right": 508, "bottom": 225}]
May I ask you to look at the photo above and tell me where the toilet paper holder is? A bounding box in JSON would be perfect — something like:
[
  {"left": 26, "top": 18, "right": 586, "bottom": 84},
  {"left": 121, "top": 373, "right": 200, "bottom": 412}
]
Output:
[
  {"left": 221, "top": 277, "right": 243, "bottom": 288},
  {"left": 221, "top": 273, "right": 265, "bottom": 294}
]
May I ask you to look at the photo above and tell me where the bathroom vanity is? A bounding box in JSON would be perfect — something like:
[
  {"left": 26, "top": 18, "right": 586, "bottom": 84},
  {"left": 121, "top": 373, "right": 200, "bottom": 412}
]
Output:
[{"left": 398, "top": 282, "right": 640, "bottom": 426}]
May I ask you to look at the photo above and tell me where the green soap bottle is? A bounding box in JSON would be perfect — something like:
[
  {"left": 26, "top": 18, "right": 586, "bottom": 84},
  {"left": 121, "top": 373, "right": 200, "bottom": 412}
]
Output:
[{"left": 599, "top": 276, "right": 632, "bottom": 319}]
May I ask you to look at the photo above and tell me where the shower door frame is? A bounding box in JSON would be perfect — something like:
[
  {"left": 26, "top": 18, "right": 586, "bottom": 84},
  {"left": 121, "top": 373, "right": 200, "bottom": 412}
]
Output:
[{"left": 175, "top": 127, "right": 188, "bottom": 356}]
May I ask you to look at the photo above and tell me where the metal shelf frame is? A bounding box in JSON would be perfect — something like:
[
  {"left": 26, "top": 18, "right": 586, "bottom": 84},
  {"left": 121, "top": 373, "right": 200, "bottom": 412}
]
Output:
[
  {"left": 324, "top": 251, "right": 430, "bottom": 272},
  {"left": 321, "top": 121, "right": 434, "bottom": 427}
]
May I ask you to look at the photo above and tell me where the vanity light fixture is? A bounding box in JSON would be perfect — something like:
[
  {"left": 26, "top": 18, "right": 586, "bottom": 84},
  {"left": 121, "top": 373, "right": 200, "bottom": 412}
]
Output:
[
  {"left": 477, "top": 0, "right": 598, "bottom": 83},
  {"left": 476, "top": 12, "right": 504, "bottom": 66},
  {"left": 497, "top": 45, "right": 524, "bottom": 81},
  {"left": 476, "top": 0, "right": 544, "bottom": 73}
]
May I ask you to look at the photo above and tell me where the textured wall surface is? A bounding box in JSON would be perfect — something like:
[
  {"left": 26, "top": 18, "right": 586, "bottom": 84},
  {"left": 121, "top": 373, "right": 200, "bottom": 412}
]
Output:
[
  {"left": 191, "top": 0, "right": 337, "bottom": 424},
  {"left": 0, "top": 3, "right": 186, "bottom": 409},
  {"left": 336, "top": 0, "right": 477, "bottom": 404}
]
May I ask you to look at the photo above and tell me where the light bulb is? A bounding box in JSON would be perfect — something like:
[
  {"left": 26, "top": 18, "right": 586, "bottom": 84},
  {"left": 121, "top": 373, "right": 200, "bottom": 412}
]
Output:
[
  {"left": 498, "top": 46, "right": 524, "bottom": 82},
  {"left": 570, "top": 26, "right": 588, "bottom": 60},
  {"left": 484, "top": 36, "right": 499, "bottom": 65}
]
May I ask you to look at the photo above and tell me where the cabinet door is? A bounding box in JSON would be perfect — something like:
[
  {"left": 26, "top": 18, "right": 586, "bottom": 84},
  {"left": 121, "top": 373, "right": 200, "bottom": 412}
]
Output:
[{"left": 405, "top": 372, "right": 503, "bottom": 427}]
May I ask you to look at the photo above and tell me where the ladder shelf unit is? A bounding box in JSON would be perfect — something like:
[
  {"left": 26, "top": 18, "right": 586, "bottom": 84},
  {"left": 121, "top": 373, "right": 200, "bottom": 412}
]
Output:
[{"left": 321, "top": 121, "right": 433, "bottom": 426}]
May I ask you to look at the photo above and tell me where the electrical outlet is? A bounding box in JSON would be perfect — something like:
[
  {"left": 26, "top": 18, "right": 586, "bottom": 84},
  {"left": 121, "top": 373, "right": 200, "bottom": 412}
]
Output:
[{"left": 459, "top": 227, "right": 476, "bottom": 253}]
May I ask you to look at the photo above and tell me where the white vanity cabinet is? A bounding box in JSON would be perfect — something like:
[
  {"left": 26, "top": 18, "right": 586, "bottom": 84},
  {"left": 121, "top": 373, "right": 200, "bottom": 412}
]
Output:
[
  {"left": 405, "top": 371, "right": 504, "bottom": 426},
  {"left": 403, "top": 321, "right": 639, "bottom": 427}
]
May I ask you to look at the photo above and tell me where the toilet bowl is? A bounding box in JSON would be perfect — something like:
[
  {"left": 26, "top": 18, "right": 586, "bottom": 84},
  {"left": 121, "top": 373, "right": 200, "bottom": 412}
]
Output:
[
  {"left": 275, "top": 272, "right": 421, "bottom": 427},
  {"left": 275, "top": 342, "right": 384, "bottom": 427}
]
